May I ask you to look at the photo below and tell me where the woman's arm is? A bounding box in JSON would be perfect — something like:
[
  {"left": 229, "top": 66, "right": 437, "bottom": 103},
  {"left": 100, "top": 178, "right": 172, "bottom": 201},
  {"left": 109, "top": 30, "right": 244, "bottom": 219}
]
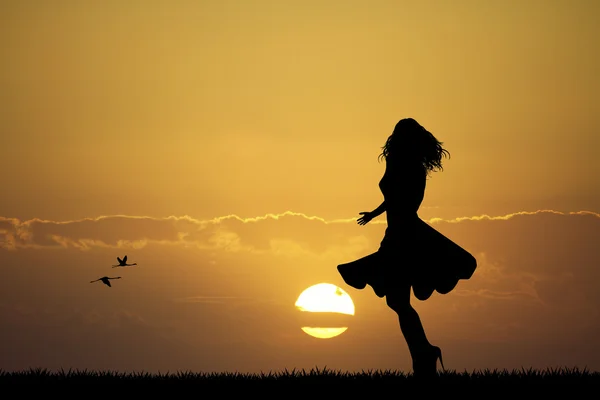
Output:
[
  {"left": 371, "top": 201, "right": 386, "bottom": 217},
  {"left": 357, "top": 201, "right": 386, "bottom": 225}
]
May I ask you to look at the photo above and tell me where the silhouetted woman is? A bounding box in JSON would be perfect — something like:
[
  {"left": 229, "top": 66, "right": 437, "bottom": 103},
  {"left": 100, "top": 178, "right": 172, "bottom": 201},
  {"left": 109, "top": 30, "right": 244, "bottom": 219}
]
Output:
[{"left": 337, "top": 118, "right": 477, "bottom": 378}]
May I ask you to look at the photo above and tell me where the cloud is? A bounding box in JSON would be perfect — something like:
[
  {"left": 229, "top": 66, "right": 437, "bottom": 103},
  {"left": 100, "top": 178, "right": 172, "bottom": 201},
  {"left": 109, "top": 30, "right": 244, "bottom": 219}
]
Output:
[
  {"left": 3, "top": 209, "right": 595, "bottom": 253},
  {"left": 0, "top": 211, "right": 381, "bottom": 257},
  {"left": 1, "top": 209, "right": 599, "bottom": 370},
  {"left": 2, "top": 208, "right": 598, "bottom": 310}
]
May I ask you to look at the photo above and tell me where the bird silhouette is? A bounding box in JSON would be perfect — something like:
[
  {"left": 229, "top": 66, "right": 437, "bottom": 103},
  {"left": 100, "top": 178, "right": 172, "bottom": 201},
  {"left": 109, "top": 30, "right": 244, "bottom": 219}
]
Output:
[
  {"left": 112, "top": 255, "right": 137, "bottom": 268},
  {"left": 90, "top": 276, "right": 121, "bottom": 287}
]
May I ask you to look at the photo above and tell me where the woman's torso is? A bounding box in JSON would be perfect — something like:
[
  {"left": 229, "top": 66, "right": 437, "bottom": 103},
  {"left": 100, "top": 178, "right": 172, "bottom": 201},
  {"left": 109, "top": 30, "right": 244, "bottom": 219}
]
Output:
[{"left": 379, "top": 160, "right": 426, "bottom": 232}]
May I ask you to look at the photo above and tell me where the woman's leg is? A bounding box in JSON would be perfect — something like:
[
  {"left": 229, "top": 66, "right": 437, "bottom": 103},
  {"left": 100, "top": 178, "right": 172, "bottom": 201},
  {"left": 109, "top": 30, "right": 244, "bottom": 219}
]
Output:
[
  {"left": 386, "top": 285, "right": 442, "bottom": 378},
  {"left": 385, "top": 284, "right": 431, "bottom": 358}
]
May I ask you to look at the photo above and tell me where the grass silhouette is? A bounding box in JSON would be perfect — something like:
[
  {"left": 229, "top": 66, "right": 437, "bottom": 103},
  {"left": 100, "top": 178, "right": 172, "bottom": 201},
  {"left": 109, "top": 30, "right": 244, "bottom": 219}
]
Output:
[{"left": 1, "top": 366, "right": 597, "bottom": 389}]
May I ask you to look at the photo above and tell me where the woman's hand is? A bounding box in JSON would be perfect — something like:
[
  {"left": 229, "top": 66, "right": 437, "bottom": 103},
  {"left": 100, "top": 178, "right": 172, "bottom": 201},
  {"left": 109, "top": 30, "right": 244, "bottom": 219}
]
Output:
[{"left": 357, "top": 211, "right": 374, "bottom": 225}]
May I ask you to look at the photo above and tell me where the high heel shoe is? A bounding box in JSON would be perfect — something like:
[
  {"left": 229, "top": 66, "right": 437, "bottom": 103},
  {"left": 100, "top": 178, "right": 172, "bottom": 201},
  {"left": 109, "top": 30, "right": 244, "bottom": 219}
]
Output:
[{"left": 412, "top": 345, "right": 444, "bottom": 379}]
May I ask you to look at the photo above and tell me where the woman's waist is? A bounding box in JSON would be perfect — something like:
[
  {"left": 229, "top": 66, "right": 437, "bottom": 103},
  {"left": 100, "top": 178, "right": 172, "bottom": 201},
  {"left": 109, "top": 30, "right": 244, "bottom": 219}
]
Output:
[{"left": 386, "top": 211, "right": 419, "bottom": 223}]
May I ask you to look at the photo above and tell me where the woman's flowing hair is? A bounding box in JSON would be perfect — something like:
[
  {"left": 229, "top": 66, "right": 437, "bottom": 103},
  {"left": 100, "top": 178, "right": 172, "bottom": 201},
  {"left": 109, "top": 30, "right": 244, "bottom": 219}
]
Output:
[{"left": 378, "top": 118, "right": 450, "bottom": 175}]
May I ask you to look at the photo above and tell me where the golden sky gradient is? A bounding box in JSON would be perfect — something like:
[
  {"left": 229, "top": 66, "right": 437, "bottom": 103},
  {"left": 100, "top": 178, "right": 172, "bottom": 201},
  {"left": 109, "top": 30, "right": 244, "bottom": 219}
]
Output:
[{"left": 1, "top": 1, "right": 599, "bottom": 373}]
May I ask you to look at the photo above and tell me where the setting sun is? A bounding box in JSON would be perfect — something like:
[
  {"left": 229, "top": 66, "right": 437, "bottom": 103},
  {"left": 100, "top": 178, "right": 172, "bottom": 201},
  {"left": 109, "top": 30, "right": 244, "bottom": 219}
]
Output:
[
  {"left": 295, "top": 283, "right": 355, "bottom": 339},
  {"left": 295, "top": 283, "right": 355, "bottom": 315},
  {"left": 301, "top": 327, "right": 348, "bottom": 339}
]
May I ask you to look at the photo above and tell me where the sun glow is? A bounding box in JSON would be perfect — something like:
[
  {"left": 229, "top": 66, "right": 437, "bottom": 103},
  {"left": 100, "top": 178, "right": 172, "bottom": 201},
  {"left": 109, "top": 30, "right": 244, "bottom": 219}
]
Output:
[{"left": 295, "top": 283, "right": 355, "bottom": 339}]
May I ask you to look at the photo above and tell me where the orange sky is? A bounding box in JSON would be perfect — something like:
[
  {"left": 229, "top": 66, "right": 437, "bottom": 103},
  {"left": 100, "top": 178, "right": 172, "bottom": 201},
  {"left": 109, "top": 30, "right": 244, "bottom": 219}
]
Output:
[{"left": 1, "top": 0, "right": 599, "bottom": 373}]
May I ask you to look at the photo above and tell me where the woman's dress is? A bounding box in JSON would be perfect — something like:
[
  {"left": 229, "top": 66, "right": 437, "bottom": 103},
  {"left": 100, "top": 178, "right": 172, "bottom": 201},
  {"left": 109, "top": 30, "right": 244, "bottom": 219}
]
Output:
[{"left": 337, "top": 163, "right": 477, "bottom": 301}]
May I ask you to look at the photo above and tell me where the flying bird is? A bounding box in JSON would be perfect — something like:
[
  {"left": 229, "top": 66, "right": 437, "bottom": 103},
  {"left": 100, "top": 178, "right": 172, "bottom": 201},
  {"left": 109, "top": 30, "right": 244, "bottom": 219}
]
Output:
[
  {"left": 90, "top": 276, "right": 121, "bottom": 287},
  {"left": 112, "top": 255, "right": 137, "bottom": 268}
]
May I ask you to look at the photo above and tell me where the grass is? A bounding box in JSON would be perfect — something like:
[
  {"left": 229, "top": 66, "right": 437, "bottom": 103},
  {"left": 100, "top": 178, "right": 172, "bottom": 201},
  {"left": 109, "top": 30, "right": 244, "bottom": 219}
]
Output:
[
  {"left": 0, "top": 368, "right": 600, "bottom": 400},
  {"left": 0, "top": 368, "right": 600, "bottom": 386}
]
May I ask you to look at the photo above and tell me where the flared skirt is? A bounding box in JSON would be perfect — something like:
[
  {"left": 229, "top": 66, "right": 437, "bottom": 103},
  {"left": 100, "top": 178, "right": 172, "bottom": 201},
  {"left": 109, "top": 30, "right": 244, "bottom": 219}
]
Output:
[{"left": 337, "top": 218, "right": 477, "bottom": 301}]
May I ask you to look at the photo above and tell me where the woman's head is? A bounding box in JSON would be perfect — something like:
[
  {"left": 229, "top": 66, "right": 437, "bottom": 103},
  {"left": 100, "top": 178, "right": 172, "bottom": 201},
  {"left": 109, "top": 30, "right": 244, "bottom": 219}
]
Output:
[{"left": 378, "top": 118, "right": 450, "bottom": 174}]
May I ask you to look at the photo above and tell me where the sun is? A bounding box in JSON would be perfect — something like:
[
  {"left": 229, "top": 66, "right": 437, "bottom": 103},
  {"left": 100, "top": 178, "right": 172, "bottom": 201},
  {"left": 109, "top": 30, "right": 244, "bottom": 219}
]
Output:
[
  {"left": 300, "top": 327, "right": 348, "bottom": 339},
  {"left": 295, "top": 283, "right": 355, "bottom": 339}
]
